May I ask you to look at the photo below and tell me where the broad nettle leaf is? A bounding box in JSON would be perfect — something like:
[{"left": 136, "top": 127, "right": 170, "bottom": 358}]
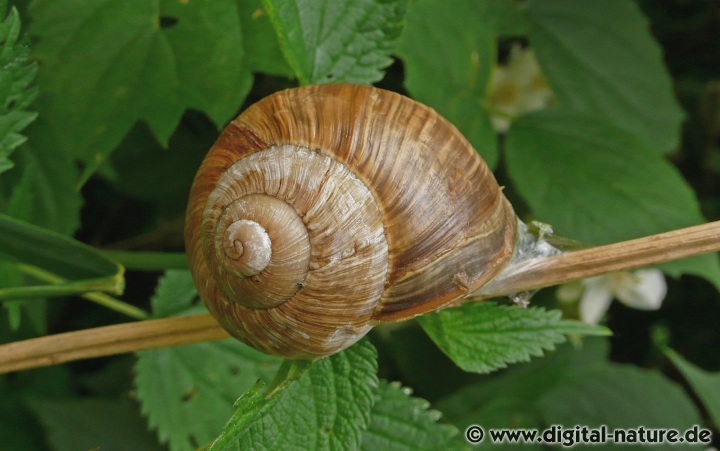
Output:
[
  {"left": 0, "top": 118, "right": 81, "bottom": 331},
  {"left": 261, "top": 0, "right": 404, "bottom": 85},
  {"left": 134, "top": 269, "right": 282, "bottom": 451},
  {"left": 505, "top": 109, "right": 720, "bottom": 288},
  {"left": 418, "top": 302, "right": 609, "bottom": 374},
  {"left": 28, "top": 0, "right": 252, "bottom": 182},
  {"left": 435, "top": 339, "right": 609, "bottom": 431},
  {"left": 666, "top": 348, "right": 720, "bottom": 430},
  {"left": 150, "top": 269, "right": 200, "bottom": 318},
  {"left": 361, "top": 380, "right": 461, "bottom": 451},
  {"left": 108, "top": 114, "right": 211, "bottom": 220},
  {"left": 0, "top": 119, "right": 83, "bottom": 330},
  {"left": 210, "top": 339, "right": 379, "bottom": 450},
  {"left": 25, "top": 397, "right": 161, "bottom": 451},
  {"left": 396, "top": 0, "right": 510, "bottom": 167},
  {"left": 239, "top": 0, "right": 293, "bottom": 77},
  {"left": 437, "top": 339, "right": 702, "bottom": 436},
  {"left": 135, "top": 340, "right": 281, "bottom": 451},
  {"left": 0, "top": 213, "right": 124, "bottom": 300},
  {"left": 5, "top": 119, "right": 82, "bottom": 235},
  {"left": 0, "top": 4, "right": 37, "bottom": 174},
  {"left": 524, "top": 0, "right": 684, "bottom": 153},
  {"left": 540, "top": 366, "right": 702, "bottom": 435},
  {"left": 0, "top": 379, "right": 52, "bottom": 451}
]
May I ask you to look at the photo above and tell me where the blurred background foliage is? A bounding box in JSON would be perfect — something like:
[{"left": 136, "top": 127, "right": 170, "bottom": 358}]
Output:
[{"left": 1, "top": 0, "right": 720, "bottom": 449}]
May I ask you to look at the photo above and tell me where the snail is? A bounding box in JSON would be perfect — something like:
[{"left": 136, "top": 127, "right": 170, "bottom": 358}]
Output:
[{"left": 185, "top": 83, "right": 529, "bottom": 359}]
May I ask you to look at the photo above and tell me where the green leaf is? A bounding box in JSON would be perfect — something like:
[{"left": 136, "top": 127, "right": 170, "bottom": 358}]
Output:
[
  {"left": 0, "top": 213, "right": 119, "bottom": 280},
  {"left": 0, "top": 120, "right": 83, "bottom": 329},
  {"left": 239, "top": 0, "right": 293, "bottom": 77},
  {"left": 0, "top": 115, "right": 83, "bottom": 330},
  {"left": 207, "top": 360, "right": 311, "bottom": 450},
  {"left": 540, "top": 365, "right": 702, "bottom": 433},
  {"left": 135, "top": 340, "right": 281, "bottom": 451},
  {"left": 210, "top": 339, "right": 379, "bottom": 450},
  {"left": 101, "top": 251, "right": 188, "bottom": 272},
  {"left": 0, "top": 380, "right": 48, "bottom": 451},
  {"left": 436, "top": 339, "right": 608, "bottom": 431},
  {"left": 396, "top": 0, "right": 511, "bottom": 167},
  {"left": 261, "top": 0, "right": 404, "bottom": 85},
  {"left": 374, "top": 322, "right": 478, "bottom": 400},
  {"left": 418, "top": 302, "right": 609, "bottom": 374},
  {"left": 0, "top": 128, "right": 78, "bottom": 325},
  {"left": 666, "top": 348, "right": 720, "bottom": 429},
  {"left": 25, "top": 397, "right": 162, "bottom": 451},
  {"left": 0, "top": 213, "right": 124, "bottom": 298},
  {"left": 492, "top": 1, "right": 528, "bottom": 36},
  {"left": 361, "top": 380, "right": 462, "bottom": 451},
  {"left": 0, "top": 4, "right": 38, "bottom": 175},
  {"left": 505, "top": 109, "right": 720, "bottom": 288},
  {"left": 28, "top": 0, "right": 252, "bottom": 183},
  {"left": 524, "top": 0, "right": 684, "bottom": 153},
  {"left": 437, "top": 339, "right": 702, "bottom": 437},
  {"left": 134, "top": 270, "right": 282, "bottom": 451},
  {"left": 150, "top": 269, "right": 200, "bottom": 317},
  {"left": 107, "top": 119, "right": 208, "bottom": 220},
  {"left": 5, "top": 123, "right": 82, "bottom": 235}
]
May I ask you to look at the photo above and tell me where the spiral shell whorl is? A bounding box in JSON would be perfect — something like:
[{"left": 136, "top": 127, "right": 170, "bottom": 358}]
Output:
[
  {"left": 221, "top": 219, "right": 271, "bottom": 275},
  {"left": 194, "top": 142, "right": 389, "bottom": 357},
  {"left": 202, "top": 191, "right": 312, "bottom": 309},
  {"left": 185, "top": 84, "right": 517, "bottom": 358}
]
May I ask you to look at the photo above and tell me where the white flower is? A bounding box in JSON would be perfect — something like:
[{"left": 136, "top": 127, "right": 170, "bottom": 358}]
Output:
[
  {"left": 557, "top": 270, "right": 667, "bottom": 324},
  {"left": 488, "top": 45, "right": 553, "bottom": 133}
]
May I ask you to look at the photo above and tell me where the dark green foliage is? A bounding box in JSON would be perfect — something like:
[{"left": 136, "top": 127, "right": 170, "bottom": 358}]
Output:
[{"left": 0, "top": 0, "right": 719, "bottom": 449}]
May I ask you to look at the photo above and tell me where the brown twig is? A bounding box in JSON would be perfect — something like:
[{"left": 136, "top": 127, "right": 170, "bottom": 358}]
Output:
[
  {"left": 473, "top": 220, "right": 720, "bottom": 298},
  {"left": 1, "top": 221, "right": 719, "bottom": 374},
  {"left": 0, "top": 314, "right": 229, "bottom": 373}
]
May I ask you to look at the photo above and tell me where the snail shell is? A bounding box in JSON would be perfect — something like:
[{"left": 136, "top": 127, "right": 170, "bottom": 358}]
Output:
[{"left": 185, "top": 84, "right": 517, "bottom": 359}]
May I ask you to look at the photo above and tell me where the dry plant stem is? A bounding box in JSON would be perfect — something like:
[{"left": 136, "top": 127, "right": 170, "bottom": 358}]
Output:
[
  {"left": 0, "top": 221, "right": 719, "bottom": 374},
  {"left": 473, "top": 220, "right": 720, "bottom": 299},
  {"left": 0, "top": 314, "right": 229, "bottom": 373}
]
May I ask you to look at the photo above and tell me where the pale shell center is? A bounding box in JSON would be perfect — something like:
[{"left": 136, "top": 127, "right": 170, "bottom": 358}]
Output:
[{"left": 222, "top": 219, "right": 272, "bottom": 277}]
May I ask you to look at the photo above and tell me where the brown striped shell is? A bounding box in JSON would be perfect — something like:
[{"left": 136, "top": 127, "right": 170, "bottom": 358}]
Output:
[{"left": 185, "top": 84, "right": 516, "bottom": 359}]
